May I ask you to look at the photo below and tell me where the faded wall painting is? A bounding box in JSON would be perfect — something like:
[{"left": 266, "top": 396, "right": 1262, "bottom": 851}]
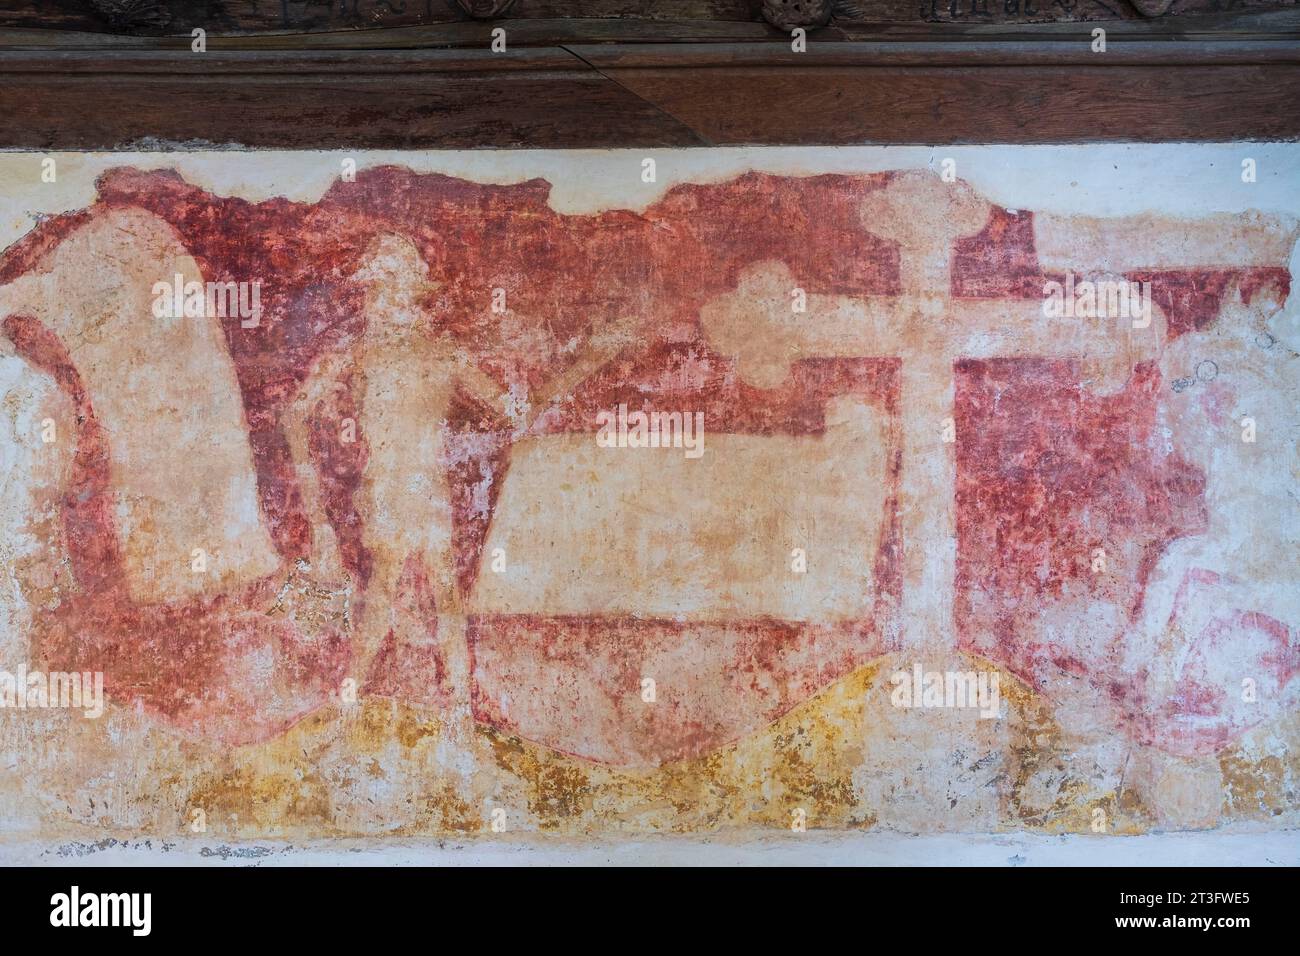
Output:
[{"left": 0, "top": 148, "right": 1297, "bottom": 845}]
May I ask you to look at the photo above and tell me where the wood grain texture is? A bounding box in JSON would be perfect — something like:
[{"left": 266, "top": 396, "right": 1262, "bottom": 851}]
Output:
[
  {"left": 2, "top": 8, "right": 1299, "bottom": 45},
  {"left": 0, "top": 9, "right": 1296, "bottom": 147},
  {"left": 0, "top": 51, "right": 707, "bottom": 148},
  {"left": 602, "top": 62, "right": 1300, "bottom": 143}
]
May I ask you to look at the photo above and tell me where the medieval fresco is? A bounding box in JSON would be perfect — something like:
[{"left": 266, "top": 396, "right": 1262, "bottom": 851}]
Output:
[{"left": 0, "top": 148, "right": 1296, "bottom": 846}]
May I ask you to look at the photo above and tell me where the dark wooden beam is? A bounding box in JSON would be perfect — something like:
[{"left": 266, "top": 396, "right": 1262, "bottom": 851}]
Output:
[
  {"left": 0, "top": 10, "right": 1296, "bottom": 148},
  {"left": 0, "top": 47, "right": 707, "bottom": 148},
  {"left": 2, "top": 8, "right": 1298, "bottom": 46},
  {"left": 595, "top": 58, "right": 1300, "bottom": 144}
]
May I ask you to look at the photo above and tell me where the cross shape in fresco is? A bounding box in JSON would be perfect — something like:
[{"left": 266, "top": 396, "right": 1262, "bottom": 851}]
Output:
[{"left": 701, "top": 172, "right": 1166, "bottom": 653}]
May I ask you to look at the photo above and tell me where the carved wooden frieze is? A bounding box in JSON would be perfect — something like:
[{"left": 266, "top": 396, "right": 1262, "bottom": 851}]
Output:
[
  {"left": 0, "top": 0, "right": 1292, "bottom": 34},
  {"left": 453, "top": 0, "right": 519, "bottom": 18},
  {"left": 85, "top": 0, "right": 172, "bottom": 30},
  {"left": 761, "top": 0, "right": 835, "bottom": 31}
]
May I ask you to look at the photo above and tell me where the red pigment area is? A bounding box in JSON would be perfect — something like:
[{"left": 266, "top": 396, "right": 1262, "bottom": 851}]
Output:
[
  {"left": 304, "top": 367, "right": 372, "bottom": 588},
  {"left": 952, "top": 208, "right": 1048, "bottom": 300},
  {"left": 363, "top": 554, "right": 450, "bottom": 710},
  {"left": 955, "top": 358, "right": 1207, "bottom": 684},
  {"left": 3, "top": 313, "right": 121, "bottom": 595},
  {"left": 93, "top": 168, "right": 907, "bottom": 594},
  {"left": 320, "top": 169, "right": 903, "bottom": 395},
  {"left": 0, "top": 168, "right": 1291, "bottom": 758},
  {"left": 952, "top": 206, "right": 1291, "bottom": 339},
  {"left": 2, "top": 313, "right": 348, "bottom": 745},
  {"left": 1130, "top": 268, "right": 1291, "bottom": 338},
  {"left": 468, "top": 616, "right": 887, "bottom": 766},
  {"left": 536, "top": 351, "right": 898, "bottom": 435},
  {"left": 99, "top": 168, "right": 379, "bottom": 568},
  {"left": 1133, "top": 571, "right": 1300, "bottom": 756},
  {"left": 3, "top": 169, "right": 912, "bottom": 751}
]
